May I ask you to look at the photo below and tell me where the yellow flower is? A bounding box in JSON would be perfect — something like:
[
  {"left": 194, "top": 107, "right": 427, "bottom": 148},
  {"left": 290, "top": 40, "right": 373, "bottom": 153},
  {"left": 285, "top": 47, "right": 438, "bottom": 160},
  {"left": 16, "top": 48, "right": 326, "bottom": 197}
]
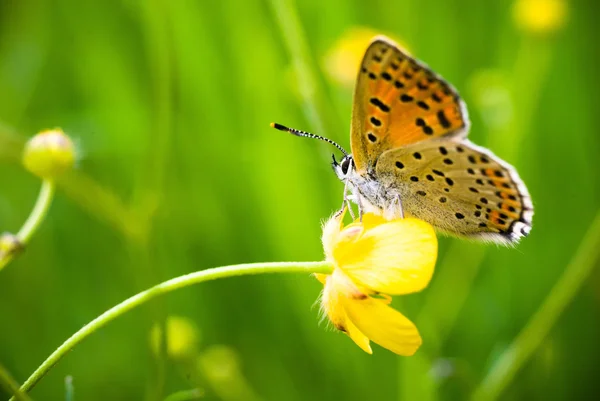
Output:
[
  {"left": 318, "top": 211, "right": 437, "bottom": 355},
  {"left": 513, "top": 0, "right": 568, "bottom": 35},
  {"left": 323, "top": 27, "right": 411, "bottom": 87},
  {"left": 198, "top": 345, "right": 261, "bottom": 401},
  {"left": 149, "top": 316, "right": 201, "bottom": 360},
  {"left": 22, "top": 128, "right": 76, "bottom": 180}
]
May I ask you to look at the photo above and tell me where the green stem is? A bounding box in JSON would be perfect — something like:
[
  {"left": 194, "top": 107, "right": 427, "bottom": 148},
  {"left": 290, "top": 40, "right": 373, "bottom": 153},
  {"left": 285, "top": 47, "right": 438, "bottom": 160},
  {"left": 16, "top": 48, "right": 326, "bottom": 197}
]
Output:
[
  {"left": 11, "top": 261, "right": 332, "bottom": 399},
  {"left": 163, "top": 388, "right": 203, "bottom": 401},
  {"left": 17, "top": 180, "right": 55, "bottom": 243},
  {"left": 138, "top": 0, "right": 173, "bottom": 205},
  {"left": 138, "top": 2, "right": 174, "bottom": 398},
  {"left": 64, "top": 375, "right": 74, "bottom": 401},
  {"left": 269, "top": 0, "right": 336, "bottom": 139},
  {"left": 0, "top": 124, "right": 25, "bottom": 164},
  {"left": 57, "top": 171, "right": 146, "bottom": 243},
  {"left": 471, "top": 209, "right": 600, "bottom": 401},
  {"left": 0, "top": 363, "right": 32, "bottom": 401},
  {"left": 0, "top": 179, "right": 55, "bottom": 271}
]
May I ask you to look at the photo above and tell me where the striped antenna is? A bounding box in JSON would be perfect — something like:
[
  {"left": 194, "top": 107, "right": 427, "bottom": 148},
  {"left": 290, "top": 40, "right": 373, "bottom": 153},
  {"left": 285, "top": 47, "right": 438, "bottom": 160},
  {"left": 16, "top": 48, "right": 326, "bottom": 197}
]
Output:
[{"left": 270, "top": 123, "right": 348, "bottom": 156}]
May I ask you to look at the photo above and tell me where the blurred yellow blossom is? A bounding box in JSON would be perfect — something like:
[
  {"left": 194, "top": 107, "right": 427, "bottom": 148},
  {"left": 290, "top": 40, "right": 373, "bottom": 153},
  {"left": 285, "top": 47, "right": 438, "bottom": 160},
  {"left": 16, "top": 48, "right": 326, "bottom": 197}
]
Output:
[
  {"left": 198, "top": 345, "right": 262, "bottom": 401},
  {"left": 150, "top": 316, "right": 200, "bottom": 360},
  {"left": 317, "top": 211, "right": 437, "bottom": 355},
  {"left": 513, "top": 0, "right": 568, "bottom": 35},
  {"left": 323, "top": 28, "right": 411, "bottom": 87},
  {"left": 22, "top": 128, "right": 75, "bottom": 180}
]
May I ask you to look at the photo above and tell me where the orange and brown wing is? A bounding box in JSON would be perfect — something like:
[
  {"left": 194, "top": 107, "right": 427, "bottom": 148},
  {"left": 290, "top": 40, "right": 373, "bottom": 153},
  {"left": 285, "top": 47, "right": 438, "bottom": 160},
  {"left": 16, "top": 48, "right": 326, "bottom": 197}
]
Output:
[
  {"left": 374, "top": 140, "right": 533, "bottom": 244},
  {"left": 350, "top": 36, "right": 470, "bottom": 173}
]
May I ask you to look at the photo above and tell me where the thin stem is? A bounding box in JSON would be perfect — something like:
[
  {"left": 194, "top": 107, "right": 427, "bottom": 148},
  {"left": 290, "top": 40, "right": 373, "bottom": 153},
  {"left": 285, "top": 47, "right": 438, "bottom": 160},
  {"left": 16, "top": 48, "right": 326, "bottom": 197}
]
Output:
[
  {"left": 57, "top": 170, "right": 147, "bottom": 243},
  {"left": 471, "top": 209, "right": 600, "bottom": 401},
  {"left": 163, "top": 388, "right": 203, "bottom": 401},
  {"left": 138, "top": 2, "right": 174, "bottom": 398},
  {"left": 0, "top": 123, "right": 25, "bottom": 164},
  {"left": 0, "top": 179, "right": 55, "bottom": 271},
  {"left": 11, "top": 261, "right": 332, "bottom": 399},
  {"left": 0, "top": 363, "right": 32, "bottom": 401},
  {"left": 138, "top": 0, "right": 173, "bottom": 205},
  {"left": 268, "top": 0, "right": 336, "bottom": 139},
  {"left": 64, "top": 376, "right": 74, "bottom": 401},
  {"left": 17, "top": 180, "right": 55, "bottom": 242}
]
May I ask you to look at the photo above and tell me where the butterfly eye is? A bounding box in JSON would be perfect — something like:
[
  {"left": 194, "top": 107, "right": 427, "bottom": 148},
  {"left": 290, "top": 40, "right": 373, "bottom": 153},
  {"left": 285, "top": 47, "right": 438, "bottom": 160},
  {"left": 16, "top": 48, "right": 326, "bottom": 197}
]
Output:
[{"left": 341, "top": 157, "right": 351, "bottom": 175}]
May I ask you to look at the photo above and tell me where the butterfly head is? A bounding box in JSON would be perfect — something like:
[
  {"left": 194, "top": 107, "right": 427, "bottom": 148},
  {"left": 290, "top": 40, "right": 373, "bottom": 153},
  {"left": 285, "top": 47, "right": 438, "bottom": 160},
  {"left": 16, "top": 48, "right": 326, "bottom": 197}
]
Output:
[{"left": 331, "top": 154, "right": 355, "bottom": 181}]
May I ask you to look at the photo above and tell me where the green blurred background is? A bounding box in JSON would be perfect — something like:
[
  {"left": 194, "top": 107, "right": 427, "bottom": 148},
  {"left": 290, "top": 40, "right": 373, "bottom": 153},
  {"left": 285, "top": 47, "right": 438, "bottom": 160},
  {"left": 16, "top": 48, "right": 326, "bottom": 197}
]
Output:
[{"left": 1, "top": 0, "right": 599, "bottom": 400}]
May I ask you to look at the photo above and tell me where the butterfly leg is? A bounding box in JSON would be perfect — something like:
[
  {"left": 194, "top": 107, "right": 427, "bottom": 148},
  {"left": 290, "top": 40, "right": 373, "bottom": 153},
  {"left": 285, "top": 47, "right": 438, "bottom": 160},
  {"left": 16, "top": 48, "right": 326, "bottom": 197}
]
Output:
[
  {"left": 346, "top": 200, "right": 356, "bottom": 220},
  {"left": 340, "top": 177, "right": 356, "bottom": 220},
  {"left": 356, "top": 192, "right": 364, "bottom": 222},
  {"left": 396, "top": 194, "right": 405, "bottom": 219}
]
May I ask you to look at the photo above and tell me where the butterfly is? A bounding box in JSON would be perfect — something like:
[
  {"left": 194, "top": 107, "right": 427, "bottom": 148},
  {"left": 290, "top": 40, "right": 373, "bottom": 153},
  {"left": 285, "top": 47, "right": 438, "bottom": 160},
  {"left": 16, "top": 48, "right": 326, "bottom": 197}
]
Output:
[{"left": 272, "top": 36, "right": 533, "bottom": 244}]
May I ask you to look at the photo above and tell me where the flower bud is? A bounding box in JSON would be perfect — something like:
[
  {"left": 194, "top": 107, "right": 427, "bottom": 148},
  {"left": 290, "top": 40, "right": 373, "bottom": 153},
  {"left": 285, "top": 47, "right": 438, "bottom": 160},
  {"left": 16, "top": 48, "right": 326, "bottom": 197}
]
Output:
[
  {"left": 22, "top": 128, "right": 75, "bottom": 180},
  {"left": 149, "top": 316, "right": 200, "bottom": 360}
]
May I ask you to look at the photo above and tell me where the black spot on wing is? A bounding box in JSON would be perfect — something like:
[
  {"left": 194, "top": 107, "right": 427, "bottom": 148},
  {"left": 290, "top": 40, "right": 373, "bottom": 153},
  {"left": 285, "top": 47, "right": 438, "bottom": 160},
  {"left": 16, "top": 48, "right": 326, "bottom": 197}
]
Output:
[
  {"left": 437, "top": 110, "right": 451, "bottom": 128},
  {"left": 369, "top": 97, "right": 390, "bottom": 112},
  {"left": 416, "top": 101, "right": 429, "bottom": 110},
  {"left": 370, "top": 117, "right": 382, "bottom": 127}
]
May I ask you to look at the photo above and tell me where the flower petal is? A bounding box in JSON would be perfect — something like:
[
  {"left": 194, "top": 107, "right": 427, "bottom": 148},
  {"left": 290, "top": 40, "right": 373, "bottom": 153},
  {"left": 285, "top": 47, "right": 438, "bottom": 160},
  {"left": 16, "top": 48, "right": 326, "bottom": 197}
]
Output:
[
  {"left": 342, "top": 296, "right": 421, "bottom": 356},
  {"left": 344, "top": 314, "right": 372, "bottom": 354},
  {"left": 359, "top": 213, "right": 388, "bottom": 230},
  {"left": 321, "top": 210, "right": 345, "bottom": 262},
  {"left": 334, "top": 218, "right": 437, "bottom": 295},
  {"left": 321, "top": 271, "right": 372, "bottom": 354},
  {"left": 314, "top": 273, "right": 328, "bottom": 285}
]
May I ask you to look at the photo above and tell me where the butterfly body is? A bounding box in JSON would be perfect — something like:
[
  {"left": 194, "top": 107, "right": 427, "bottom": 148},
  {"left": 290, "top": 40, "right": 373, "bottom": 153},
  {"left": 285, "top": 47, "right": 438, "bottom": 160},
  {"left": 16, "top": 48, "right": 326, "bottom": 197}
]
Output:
[
  {"left": 333, "top": 159, "right": 397, "bottom": 216},
  {"left": 334, "top": 137, "right": 533, "bottom": 244},
  {"left": 337, "top": 36, "right": 533, "bottom": 244}
]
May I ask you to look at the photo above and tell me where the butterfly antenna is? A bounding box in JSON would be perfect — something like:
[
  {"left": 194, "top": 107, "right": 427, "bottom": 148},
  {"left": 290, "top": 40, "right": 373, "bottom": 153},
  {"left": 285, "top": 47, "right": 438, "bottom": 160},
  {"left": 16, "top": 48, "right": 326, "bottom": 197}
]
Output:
[{"left": 270, "top": 122, "right": 348, "bottom": 156}]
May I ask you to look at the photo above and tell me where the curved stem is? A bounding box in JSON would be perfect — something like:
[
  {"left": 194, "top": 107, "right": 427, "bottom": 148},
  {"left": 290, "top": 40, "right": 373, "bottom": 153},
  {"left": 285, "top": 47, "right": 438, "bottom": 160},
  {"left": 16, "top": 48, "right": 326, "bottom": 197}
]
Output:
[
  {"left": 471, "top": 209, "right": 600, "bottom": 401},
  {"left": 0, "top": 363, "right": 32, "bottom": 401},
  {"left": 11, "top": 261, "right": 332, "bottom": 398},
  {"left": 0, "top": 179, "right": 55, "bottom": 271},
  {"left": 17, "top": 180, "right": 55, "bottom": 242}
]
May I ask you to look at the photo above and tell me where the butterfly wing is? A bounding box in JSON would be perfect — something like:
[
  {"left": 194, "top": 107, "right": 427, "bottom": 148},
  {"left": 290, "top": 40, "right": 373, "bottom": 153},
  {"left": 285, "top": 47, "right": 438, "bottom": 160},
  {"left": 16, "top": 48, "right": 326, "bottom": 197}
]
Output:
[
  {"left": 351, "top": 36, "right": 470, "bottom": 174},
  {"left": 374, "top": 140, "right": 533, "bottom": 244}
]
